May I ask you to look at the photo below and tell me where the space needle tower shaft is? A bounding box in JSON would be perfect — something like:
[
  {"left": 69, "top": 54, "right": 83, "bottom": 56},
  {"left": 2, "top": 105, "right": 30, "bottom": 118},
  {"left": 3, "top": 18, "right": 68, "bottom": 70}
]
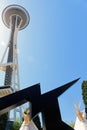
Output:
[
  {"left": 4, "top": 15, "right": 21, "bottom": 87},
  {"left": 1, "top": 5, "right": 30, "bottom": 120},
  {"left": 2, "top": 5, "right": 30, "bottom": 91}
]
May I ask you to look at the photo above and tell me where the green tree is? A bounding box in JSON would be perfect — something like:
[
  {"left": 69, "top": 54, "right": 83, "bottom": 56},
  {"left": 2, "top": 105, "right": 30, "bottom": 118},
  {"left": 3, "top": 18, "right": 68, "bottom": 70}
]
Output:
[
  {"left": 0, "top": 113, "right": 8, "bottom": 130},
  {"left": 82, "top": 80, "right": 87, "bottom": 118},
  {"left": 10, "top": 119, "right": 22, "bottom": 130}
]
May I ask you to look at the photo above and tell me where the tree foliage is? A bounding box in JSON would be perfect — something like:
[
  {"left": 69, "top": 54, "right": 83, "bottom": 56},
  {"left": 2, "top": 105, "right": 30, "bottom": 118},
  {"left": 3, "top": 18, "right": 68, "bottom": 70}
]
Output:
[
  {"left": 82, "top": 80, "right": 87, "bottom": 118},
  {"left": 0, "top": 113, "right": 8, "bottom": 130},
  {"left": 82, "top": 81, "right": 87, "bottom": 107},
  {"left": 10, "top": 119, "right": 22, "bottom": 130}
]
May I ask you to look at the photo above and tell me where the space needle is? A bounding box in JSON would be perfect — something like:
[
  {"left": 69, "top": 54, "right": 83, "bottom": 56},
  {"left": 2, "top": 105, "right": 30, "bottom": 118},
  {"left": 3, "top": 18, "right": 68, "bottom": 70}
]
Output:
[{"left": 0, "top": 4, "right": 30, "bottom": 120}]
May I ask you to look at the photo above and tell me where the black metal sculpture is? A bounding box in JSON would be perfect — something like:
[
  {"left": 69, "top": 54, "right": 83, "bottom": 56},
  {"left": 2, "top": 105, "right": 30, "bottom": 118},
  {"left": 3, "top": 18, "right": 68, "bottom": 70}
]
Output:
[{"left": 0, "top": 78, "right": 79, "bottom": 130}]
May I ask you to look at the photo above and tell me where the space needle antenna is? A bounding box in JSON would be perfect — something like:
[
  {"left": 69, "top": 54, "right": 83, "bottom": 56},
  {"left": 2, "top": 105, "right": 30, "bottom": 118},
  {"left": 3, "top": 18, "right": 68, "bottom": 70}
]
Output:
[{"left": 0, "top": 4, "right": 30, "bottom": 120}]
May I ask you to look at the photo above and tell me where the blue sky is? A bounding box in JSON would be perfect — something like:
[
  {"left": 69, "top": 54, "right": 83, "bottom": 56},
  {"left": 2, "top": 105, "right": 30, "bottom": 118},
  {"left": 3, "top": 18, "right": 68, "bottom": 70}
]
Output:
[{"left": 0, "top": 0, "right": 87, "bottom": 124}]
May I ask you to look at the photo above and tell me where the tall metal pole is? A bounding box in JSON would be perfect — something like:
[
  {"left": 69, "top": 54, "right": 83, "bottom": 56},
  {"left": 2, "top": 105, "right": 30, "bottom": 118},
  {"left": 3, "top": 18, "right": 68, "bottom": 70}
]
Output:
[{"left": 0, "top": 4, "right": 30, "bottom": 120}]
